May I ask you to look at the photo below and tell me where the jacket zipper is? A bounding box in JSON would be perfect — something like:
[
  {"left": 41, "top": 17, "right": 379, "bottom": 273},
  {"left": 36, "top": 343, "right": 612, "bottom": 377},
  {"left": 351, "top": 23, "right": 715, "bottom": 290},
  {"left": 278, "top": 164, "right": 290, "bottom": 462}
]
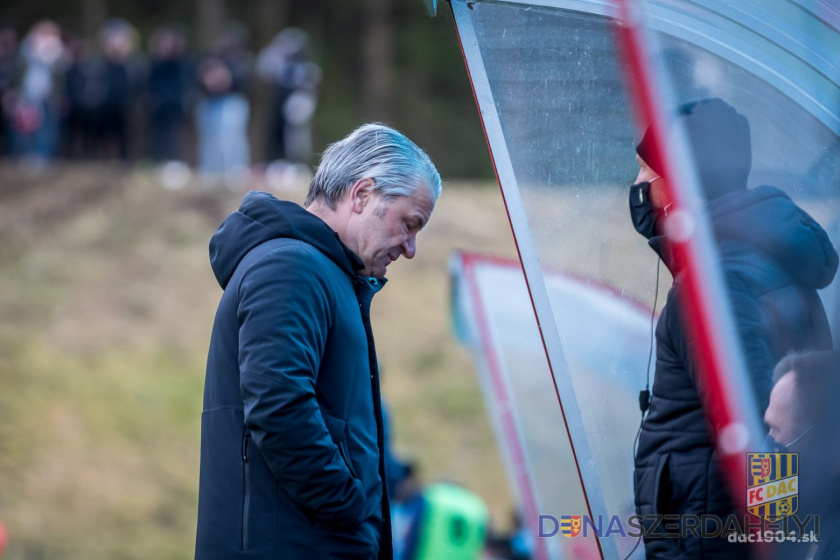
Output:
[{"left": 242, "top": 430, "right": 250, "bottom": 551}]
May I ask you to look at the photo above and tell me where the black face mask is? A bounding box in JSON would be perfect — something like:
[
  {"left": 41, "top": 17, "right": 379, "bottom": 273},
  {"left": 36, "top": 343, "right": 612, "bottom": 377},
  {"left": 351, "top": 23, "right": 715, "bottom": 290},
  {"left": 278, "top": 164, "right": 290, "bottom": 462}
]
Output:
[
  {"left": 629, "top": 181, "right": 657, "bottom": 239},
  {"left": 765, "top": 427, "right": 813, "bottom": 453}
]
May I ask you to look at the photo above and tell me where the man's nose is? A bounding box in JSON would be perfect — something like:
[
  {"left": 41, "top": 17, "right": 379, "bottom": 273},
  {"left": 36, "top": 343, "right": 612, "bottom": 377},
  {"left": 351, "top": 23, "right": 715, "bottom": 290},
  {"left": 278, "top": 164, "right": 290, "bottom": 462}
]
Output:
[
  {"left": 634, "top": 168, "right": 646, "bottom": 184},
  {"left": 402, "top": 235, "right": 417, "bottom": 259}
]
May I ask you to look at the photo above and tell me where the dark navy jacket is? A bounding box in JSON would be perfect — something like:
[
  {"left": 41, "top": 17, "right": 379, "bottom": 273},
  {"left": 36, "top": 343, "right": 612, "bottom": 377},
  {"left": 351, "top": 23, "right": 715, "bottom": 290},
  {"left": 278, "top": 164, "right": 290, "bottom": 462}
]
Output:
[
  {"left": 195, "top": 191, "right": 392, "bottom": 559},
  {"left": 635, "top": 185, "right": 837, "bottom": 559}
]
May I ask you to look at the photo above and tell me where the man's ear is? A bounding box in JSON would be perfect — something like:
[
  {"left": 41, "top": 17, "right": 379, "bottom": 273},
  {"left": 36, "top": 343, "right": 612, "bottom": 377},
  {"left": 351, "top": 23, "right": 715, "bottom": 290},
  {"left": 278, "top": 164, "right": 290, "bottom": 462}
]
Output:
[{"left": 348, "top": 178, "right": 376, "bottom": 214}]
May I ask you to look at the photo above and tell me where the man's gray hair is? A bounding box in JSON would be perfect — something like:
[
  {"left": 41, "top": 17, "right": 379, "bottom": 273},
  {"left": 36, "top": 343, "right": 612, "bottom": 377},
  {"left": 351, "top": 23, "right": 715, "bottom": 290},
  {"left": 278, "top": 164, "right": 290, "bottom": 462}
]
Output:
[{"left": 305, "top": 123, "right": 441, "bottom": 208}]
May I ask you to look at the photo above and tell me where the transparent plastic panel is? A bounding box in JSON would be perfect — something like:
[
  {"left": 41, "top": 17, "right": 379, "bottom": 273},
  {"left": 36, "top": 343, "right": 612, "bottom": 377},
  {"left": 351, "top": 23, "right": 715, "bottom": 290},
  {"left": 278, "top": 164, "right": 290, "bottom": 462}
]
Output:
[
  {"left": 453, "top": 254, "right": 602, "bottom": 559},
  {"left": 466, "top": 2, "right": 656, "bottom": 556},
  {"left": 470, "top": 2, "right": 651, "bottom": 291},
  {"left": 455, "top": 0, "right": 840, "bottom": 557}
]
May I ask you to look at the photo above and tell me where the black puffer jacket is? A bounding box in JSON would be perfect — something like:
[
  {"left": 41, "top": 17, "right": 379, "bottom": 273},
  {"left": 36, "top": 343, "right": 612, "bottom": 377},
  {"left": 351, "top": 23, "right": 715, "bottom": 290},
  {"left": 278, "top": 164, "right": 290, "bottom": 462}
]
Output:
[
  {"left": 634, "top": 185, "right": 837, "bottom": 559},
  {"left": 196, "top": 192, "right": 392, "bottom": 559}
]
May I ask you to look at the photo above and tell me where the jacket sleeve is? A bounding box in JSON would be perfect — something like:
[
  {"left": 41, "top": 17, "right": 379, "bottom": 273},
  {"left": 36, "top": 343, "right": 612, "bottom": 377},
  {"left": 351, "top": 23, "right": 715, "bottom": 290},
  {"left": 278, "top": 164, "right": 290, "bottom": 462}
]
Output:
[{"left": 237, "top": 243, "right": 366, "bottom": 527}]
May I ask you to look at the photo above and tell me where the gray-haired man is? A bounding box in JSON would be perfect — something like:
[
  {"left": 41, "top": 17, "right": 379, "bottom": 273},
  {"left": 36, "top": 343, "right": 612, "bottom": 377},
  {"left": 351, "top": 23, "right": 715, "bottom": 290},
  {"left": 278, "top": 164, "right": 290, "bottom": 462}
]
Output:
[{"left": 195, "top": 123, "right": 441, "bottom": 559}]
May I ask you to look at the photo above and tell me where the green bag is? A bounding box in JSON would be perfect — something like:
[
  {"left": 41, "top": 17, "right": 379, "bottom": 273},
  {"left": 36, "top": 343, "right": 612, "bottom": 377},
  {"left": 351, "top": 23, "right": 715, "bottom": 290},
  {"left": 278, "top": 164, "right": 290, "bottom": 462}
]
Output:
[{"left": 410, "top": 482, "right": 489, "bottom": 560}]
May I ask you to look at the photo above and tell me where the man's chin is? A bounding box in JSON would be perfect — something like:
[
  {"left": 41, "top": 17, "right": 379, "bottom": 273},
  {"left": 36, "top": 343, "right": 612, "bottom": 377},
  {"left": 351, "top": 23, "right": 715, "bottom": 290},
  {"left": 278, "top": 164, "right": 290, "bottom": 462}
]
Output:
[{"left": 360, "top": 265, "right": 386, "bottom": 278}]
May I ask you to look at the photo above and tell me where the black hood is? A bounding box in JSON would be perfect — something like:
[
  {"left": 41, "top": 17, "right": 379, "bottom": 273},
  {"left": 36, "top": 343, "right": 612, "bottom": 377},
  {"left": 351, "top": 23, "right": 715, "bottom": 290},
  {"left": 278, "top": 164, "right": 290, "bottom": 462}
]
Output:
[
  {"left": 710, "top": 185, "right": 838, "bottom": 289},
  {"left": 209, "top": 191, "right": 364, "bottom": 289},
  {"left": 637, "top": 98, "right": 752, "bottom": 201}
]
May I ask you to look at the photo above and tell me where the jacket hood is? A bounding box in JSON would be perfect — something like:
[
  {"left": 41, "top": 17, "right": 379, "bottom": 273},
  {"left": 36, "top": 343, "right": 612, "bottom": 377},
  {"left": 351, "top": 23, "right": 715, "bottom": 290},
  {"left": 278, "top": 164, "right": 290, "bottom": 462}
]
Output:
[
  {"left": 710, "top": 185, "right": 838, "bottom": 289},
  {"left": 637, "top": 98, "right": 752, "bottom": 202},
  {"left": 209, "top": 191, "right": 364, "bottom": 289}
]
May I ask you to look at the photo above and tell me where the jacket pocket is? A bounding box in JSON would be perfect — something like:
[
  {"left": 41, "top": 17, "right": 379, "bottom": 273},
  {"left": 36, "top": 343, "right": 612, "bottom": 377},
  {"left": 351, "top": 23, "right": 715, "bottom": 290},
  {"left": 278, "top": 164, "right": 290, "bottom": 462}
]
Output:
[
  {"left": 242, "top": 429, "right": 251, "bottom": 551},
  {"left": 653, "top": 453, "right": 672, "bottom": 515},
  {"left": 338, "top": 439, "right": 358, "bottom": 479},
  {"left": 322, "top": 412, "right": 357, "bottom": 479}
]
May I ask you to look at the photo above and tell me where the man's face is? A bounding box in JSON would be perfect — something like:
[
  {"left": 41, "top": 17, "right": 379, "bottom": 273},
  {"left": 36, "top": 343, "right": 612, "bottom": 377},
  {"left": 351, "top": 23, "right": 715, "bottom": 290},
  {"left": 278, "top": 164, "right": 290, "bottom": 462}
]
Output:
[
  {"left": 634, "top": 155, "right": 669, "bottom": 210},
  {"left": 765, "top": 372, "right": 806, "bottom": 447},
  {"left": 346, "top": 182, "right": 435, "bottom": 278}
]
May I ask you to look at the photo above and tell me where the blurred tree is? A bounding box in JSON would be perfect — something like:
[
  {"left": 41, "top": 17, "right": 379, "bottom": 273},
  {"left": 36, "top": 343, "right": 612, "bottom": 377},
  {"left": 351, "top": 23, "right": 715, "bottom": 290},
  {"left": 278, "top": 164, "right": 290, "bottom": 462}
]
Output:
[
  {"left": 195, "top": 0, "right": 224, "bottom": 50},
  {"left": 253, "top": 0, "right": 288, "bottom": 49},
  {"left": 81, "top": 0, "right": 106, "bottom": 42},
  {"left": 362, "top": 0, "right": 394, "bottom": 122},
  {"left": 250, "top": 0, "right": 289, "bottom": 162}
]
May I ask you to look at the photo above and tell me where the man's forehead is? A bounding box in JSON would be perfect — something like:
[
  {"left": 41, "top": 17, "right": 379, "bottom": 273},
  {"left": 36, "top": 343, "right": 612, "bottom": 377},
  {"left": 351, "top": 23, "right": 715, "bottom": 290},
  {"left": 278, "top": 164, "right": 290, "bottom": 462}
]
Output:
[
  {"left": 414, "top": 182, "right": 436, "bottom": 206},
  {"left": 390, "top": 184, "right": 435, "bottom": 214},
  {"left": 771, "top": 372, "right": 796, "bottom": 404}
]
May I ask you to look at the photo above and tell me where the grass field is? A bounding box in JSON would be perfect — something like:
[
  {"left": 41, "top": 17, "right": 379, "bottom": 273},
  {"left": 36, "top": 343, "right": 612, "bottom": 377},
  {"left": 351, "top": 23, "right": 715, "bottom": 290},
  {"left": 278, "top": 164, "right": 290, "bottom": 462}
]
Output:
[{"left": 0, "top": 163, "right": 520, "bottom": 559}]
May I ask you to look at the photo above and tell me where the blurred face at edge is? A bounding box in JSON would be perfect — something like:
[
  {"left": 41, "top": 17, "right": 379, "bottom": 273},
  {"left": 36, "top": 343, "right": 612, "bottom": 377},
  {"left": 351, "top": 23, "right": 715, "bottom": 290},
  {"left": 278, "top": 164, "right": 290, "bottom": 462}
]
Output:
[
  {"left": 764, "top": 372, "right": 809, "bottom": 448},
  {"left": 628, "top": 154, "right": 670, "bottom": 240},
  {"left": 634, "top": 155, "right": 669, "bottom": 211}
]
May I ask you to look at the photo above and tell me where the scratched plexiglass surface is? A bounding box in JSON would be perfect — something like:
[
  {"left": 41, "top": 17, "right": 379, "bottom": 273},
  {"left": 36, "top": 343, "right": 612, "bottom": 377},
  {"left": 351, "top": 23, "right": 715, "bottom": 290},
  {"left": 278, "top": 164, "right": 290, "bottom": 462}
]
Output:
[
  {"left": 454, "top": 0, "right": 840, "bottom": 557},
  {"left": 452, "top": 254, "right": 605, "bottom": 560},
  {"left": 465, "top": 3, "right": 653, "bottom": 557}
]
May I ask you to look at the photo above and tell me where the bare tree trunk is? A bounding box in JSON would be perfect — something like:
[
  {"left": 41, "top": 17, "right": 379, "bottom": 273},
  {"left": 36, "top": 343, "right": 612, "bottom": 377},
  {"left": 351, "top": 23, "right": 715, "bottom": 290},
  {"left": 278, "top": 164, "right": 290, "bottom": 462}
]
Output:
[
  {"left": 81, "top": 0, "right": 107, "bottom": 44},
  {"left": 250, "top": 0, "right": 290, "bottom": 162},
  {"left": 362, "top": 0, "right": 395, "bottom": 123},
  {"left": 253, "top": 0, "right": 289, "bottom": 49},
  {"left": 195, "top": 0, "right": 226, "bottom": 51}
]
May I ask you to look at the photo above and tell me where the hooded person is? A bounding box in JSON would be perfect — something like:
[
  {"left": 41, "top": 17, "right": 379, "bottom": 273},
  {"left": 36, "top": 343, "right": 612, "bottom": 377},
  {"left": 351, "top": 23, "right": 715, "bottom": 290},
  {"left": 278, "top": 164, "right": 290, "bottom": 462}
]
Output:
[
  {"left": 630, "top": 98, "right": 838, "bottom": 559},
  {"left": 195, "top": 123, "right": 440, "bottom": 560}
]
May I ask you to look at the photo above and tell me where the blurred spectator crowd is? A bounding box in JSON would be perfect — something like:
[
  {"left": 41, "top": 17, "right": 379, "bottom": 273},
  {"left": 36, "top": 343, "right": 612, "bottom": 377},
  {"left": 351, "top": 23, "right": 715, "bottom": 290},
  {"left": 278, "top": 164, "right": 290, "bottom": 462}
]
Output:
[{"left": 0, "top": 19, "right": 321, "bottom": 188}]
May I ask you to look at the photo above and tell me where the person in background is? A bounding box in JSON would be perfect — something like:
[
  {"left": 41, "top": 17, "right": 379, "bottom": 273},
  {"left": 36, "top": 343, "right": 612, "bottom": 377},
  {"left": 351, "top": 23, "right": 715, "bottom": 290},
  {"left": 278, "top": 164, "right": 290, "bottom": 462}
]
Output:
[
  {"left": 381, "top": 403, "right": 414, "bottom": 502},
  {"left": 61, "top": 33, "right": 92, "bottom": 159},
  {"left": 0, "top": 24, "right": 19, "bottom": 156},
  {"left": 257, "top": 27, "right": 321, "bottom": 165},
  {"left": 195, "top": 22, "right": 252, "bottom": 189},
  {"left": 766, "top": 351, "right": 840, "bottom": 560},
  {"left": 93, "top": 19, "right": 140, "bottom": 160},
  {"left": 630, "top": 98, "right": 838, "bottom": 559},
  {"left": 62, "top": 19, "right": 141, "bottom": 161},
  {"left": 10, "top": 20, "right": 69, "bottom": 163},
  {"left": 146, "top": 25, "right": 192, "bottom": 163},
  {"left": 195, "top": 123, "right": 441, "bottom": 559},
  {"left": 61, "top": 32, "right": 92, "bottom": 159}
]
